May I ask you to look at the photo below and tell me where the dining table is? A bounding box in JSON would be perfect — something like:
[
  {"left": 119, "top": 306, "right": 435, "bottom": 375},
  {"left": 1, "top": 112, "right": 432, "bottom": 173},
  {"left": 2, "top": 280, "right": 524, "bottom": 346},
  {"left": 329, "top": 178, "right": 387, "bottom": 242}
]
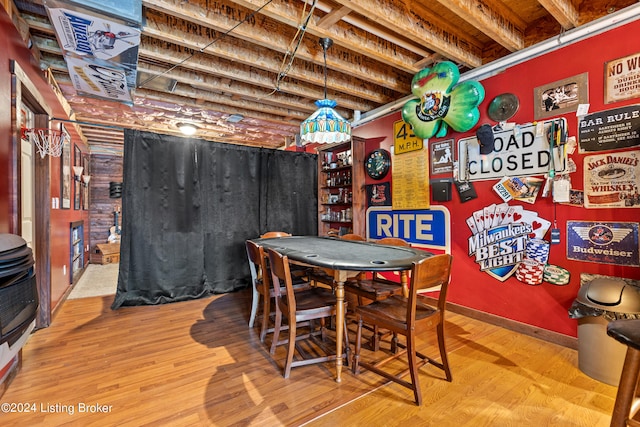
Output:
[{"left": 253, "top": 235, "right": 433, "bottom": 382}]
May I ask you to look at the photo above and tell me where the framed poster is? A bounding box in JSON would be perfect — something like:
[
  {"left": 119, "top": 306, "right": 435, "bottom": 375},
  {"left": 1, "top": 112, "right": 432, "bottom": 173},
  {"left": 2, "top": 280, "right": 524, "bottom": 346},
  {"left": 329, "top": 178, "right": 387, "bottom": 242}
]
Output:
[
  {"left": 534, "top": 73, "right": 588, "bottom": 120},
  {"left": 60, "top": 124, "right": 71, "bottom": 209},
  {"left": 430, "top": 139, "right": 454, "bottom": 175},
  {"left": 366, "top": 182, "right": 391, "bottom": 206},
  {"left": 605, "top": 52, "right": 640, "bottom": 104},
  {"left": 74, "top": 144, "right": 82, "bottom": 210}
]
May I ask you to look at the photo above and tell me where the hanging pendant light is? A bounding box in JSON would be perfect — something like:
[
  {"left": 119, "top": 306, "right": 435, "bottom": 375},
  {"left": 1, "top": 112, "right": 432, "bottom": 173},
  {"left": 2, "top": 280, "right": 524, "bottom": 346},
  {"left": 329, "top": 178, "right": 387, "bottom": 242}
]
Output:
[{"left": 300, "top": 38, "right": 351, "bottom": 144}]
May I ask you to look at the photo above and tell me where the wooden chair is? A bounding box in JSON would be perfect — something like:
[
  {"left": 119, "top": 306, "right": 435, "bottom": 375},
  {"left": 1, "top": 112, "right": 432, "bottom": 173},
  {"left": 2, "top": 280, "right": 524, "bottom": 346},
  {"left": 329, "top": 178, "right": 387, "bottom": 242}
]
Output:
[
  {"left": 340, "top": 233, "right": 367, "bottom": 241},
  {"left": 344, "top": 237, "right": 411, "bottom": 349},
  {"left": 249, "top": 232, "right": 299, "bottom": 327},
  {"left": 345, "top": 237, "right": 410, "bottom": 302},
  {"left": 245, "top": 240, "right": 311, "bottom": 352},
  {"left": 260, "top": 231, "right": 291, "bottom": 238},
  {"left": 377, "top": 237, "right": 412, "bottom": 247},
  {"left": 352, "top": 254, "right": 453, "bottom": 406},
  {"left": 267, "top": 248, "right": 350, "bottom": 379},
  {"left": 607, "top": 319, "right": 640, "bottom": 427}
]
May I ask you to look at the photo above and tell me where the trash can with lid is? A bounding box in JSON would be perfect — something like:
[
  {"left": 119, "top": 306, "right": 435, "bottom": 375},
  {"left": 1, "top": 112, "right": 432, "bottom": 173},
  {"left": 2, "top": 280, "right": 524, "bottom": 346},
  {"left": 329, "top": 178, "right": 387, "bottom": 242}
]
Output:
[{"left": 569, "top": 277, "right": 640, "bottom": 385}]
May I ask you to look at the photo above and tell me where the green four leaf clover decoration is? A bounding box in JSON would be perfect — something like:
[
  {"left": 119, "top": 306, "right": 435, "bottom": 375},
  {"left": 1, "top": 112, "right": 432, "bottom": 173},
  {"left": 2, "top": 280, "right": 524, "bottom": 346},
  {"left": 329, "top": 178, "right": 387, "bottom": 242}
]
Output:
[{"left": 401, "top": 61, "right": 485, "bottom": 139}]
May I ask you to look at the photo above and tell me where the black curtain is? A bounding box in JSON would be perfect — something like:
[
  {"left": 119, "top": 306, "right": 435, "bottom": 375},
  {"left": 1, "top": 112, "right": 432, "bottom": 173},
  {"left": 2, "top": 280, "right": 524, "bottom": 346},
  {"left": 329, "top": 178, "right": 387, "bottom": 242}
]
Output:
[{"left": 112, "top": 130, "right": 317, "bottom": 309}]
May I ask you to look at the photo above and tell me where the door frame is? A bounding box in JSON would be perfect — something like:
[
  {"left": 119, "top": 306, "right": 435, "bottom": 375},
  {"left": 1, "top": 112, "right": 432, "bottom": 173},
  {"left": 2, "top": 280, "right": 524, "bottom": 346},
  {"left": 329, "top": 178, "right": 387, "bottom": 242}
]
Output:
[{"left": 10, "top": 60, "right": 53, "bottom": 328}]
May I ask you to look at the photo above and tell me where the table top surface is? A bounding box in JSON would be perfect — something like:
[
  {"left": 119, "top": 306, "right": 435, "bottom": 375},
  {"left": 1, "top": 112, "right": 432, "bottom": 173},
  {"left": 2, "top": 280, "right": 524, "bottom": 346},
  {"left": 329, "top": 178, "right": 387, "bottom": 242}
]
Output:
[{"left": 253, "top": 236, "right": 432, "bottom": 271}]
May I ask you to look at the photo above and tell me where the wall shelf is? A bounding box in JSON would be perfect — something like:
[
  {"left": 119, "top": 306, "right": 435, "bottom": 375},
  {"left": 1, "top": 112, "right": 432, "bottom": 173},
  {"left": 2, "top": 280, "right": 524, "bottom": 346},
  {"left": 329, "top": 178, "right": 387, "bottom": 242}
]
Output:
[
  {"left": 316, "top": 138, "right": 365, "bottom": 236},
  {"left": 70, "top": 220, "right": 84, "bottom": 285}
]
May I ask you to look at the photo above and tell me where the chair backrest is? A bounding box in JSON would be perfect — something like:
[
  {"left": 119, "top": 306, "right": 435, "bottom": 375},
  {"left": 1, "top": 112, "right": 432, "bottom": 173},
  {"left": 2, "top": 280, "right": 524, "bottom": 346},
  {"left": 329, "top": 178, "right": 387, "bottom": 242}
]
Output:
[
  {"left": 376, "top": 237, "right": 411, "bottom": 247},
  {"left": 408, "top": 254, "right": 453, "bottom": 324},
  {"left": 266, "top": 248, "right": 296, "bottom": 316},
  {"left": 373, "top": 237, "right": 411, "bottom": 282},
  {"left": 261, "top": 231, "right": 291, "bottom": 238},
  {"left": 340, "top": 233, "right": 366, "bottom": 241},
  {"left": 245, "top": 240, "right": 269, "bottom": 291}
]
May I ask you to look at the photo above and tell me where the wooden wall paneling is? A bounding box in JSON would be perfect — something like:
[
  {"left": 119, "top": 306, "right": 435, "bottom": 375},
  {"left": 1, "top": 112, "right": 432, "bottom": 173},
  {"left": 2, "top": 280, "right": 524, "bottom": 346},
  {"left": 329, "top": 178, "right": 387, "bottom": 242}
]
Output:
[{"left": 89, "top": 153, "right": 123, "bottom": 254}]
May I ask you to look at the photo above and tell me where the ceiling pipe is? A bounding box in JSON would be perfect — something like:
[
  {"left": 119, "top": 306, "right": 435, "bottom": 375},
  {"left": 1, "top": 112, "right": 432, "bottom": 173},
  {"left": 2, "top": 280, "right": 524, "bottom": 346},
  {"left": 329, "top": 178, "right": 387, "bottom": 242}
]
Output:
[{"left": 352, "top": 3, "right": 640, "bottom": 128}]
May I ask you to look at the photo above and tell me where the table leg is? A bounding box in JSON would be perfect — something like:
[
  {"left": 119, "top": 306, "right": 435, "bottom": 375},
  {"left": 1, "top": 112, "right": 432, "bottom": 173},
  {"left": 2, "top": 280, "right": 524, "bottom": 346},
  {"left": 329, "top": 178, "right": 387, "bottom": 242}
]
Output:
[
  {"left": 333, "top": 270, "right": 348, "bottom": 383},
  {"left": 401, "top": 270, "right": 409, "bottom": 298}
]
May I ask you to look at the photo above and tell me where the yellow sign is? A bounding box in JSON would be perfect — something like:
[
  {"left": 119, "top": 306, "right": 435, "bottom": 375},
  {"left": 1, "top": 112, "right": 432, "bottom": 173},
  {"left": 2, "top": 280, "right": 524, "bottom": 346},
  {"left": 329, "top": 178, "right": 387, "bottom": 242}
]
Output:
[
  {"left": 393, "top": 120, "right": 423, "bottom": 154},
  {"left": 392, "top": 148, "right": 430, "bottom": 210}
]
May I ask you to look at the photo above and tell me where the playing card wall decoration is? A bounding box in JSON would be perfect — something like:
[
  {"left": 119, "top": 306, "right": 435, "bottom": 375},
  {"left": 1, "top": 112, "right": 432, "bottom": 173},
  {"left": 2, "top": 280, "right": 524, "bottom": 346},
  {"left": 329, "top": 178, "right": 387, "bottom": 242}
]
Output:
[
  {"left": 402, "top": 61, "right": 485, "bottom": 139},
  {"left": 467, "top": 202, "right": 554, "bottom": 283}
]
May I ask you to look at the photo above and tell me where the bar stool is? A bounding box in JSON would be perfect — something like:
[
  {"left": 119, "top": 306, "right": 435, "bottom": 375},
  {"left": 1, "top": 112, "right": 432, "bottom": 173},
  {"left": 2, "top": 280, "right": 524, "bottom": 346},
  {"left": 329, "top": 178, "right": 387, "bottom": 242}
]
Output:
[{"left": 607, "top": 319, "right": 640, "bottom": 427}]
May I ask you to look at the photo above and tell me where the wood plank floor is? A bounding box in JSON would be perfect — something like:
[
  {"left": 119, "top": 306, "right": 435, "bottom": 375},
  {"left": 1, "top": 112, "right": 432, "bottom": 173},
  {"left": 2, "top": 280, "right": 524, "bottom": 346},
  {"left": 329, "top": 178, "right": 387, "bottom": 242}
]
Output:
[{"left": 1, "top": 288, "right": 618, "bottom": 426}]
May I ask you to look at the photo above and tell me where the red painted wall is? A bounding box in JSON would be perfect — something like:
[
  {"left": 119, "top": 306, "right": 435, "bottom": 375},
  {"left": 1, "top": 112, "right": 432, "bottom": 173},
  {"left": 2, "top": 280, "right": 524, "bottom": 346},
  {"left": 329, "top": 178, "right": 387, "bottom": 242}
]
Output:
[
  {"left": 0, "top": 8, "right": 90, "bottom": 313},
  {"left": 354, "top": 20, "right": 640, "bottom": 337}
]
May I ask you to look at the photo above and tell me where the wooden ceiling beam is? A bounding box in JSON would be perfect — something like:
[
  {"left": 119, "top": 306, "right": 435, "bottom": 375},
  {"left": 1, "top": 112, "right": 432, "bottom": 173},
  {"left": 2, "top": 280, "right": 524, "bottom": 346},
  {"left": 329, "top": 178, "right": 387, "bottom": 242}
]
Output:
[
  {"left": 54, "top": 79, "right": 296, "bottom": 148},
  {"left": 141, "top": 12, "right": 395, "bottom": 104},
  {"left": 37, "top": 42, "right": 324, "bottom": 125},
  {"left": 74, "top": 105, "right": 290, "bottom": 148},
  {"left": 136, "top": 90, "right": 303, "bottom": 131},
  {"left": 54, "top": 73, "right": 305, "bottom": 128},
  {"left": 537, "top": 0, "right": 579, "bottom": 29},
  {"left": 413, "top": 53, "right": 443, "bottom": 70},
  {"left": 431, "top": 0, "right": 525, "bottom": 51},
  {"left": 142, "top": 0, "right": 412, "bottom": 91},
  {"left": 225, "top": 0, "right": 477, "bottom": 72},
  {"left": 315, "top": 5, "right": 352, "bottom": 29},
  {"left": 137, "top": 60, "right": 320, "bottom": 115},
  {"left": 136, "top": 45, "right": 374, "bottom": 115},
  {"left": 329, "top": 0, "right": 483, "bottom": 68},
  {"left": 139, "top": 84, "right": 308, "bottom": 124}
]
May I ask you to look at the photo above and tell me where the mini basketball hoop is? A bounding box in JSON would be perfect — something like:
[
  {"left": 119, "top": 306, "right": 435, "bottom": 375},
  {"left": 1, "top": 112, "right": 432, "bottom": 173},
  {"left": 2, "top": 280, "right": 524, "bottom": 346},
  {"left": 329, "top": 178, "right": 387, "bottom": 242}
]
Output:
[{"left": 23, "top": 128, "right": 66, "bottom": 158}]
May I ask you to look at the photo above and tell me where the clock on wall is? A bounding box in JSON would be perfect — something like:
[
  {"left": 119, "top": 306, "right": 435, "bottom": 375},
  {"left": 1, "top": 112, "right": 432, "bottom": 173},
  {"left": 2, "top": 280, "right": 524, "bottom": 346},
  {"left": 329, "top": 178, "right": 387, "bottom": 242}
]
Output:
[{"left": 365, "top": 149, "right": 391, "bottom": 180}]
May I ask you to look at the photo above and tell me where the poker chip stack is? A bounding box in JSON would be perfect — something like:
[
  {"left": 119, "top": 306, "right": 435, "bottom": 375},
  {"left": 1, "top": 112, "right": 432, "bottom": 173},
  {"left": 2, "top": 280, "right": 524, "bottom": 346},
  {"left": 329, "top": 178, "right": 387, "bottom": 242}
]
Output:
[
  {"left": 514, "top": 238, "right": 571, "bottom": 286},
  {"left": 543, "top": 264, "right": 571, "bottom": 285},
  {"left": 515, "top": 258, "right": 545, "bottom": 285},
  {"left": 525, "top": 238, "right": 550, "bottom": 264}
]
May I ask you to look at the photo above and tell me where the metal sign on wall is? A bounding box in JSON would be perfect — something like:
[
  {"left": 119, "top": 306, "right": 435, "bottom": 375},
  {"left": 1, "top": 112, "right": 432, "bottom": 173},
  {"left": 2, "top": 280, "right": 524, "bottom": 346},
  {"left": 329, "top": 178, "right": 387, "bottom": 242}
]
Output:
[
  {"left": 605, "top": 53, "right": 640, "bottom": 104},
  {"left": 578, "top": 104, "right": 640, "bottom": 152},
  {"left": 393, "top": 120, "right": 423, "bottom": 154},
  {"left": 458, "top": 120, "right": 567, "bottom": 181},
  {"left": 366, "top": 206, "right": 450, "bottom": 252},
  {"left": 584, "top": 150, "right": 640, "bottom": 208},
  {"left": 567, "top": 221, "right": 639, "bottom": 267}
]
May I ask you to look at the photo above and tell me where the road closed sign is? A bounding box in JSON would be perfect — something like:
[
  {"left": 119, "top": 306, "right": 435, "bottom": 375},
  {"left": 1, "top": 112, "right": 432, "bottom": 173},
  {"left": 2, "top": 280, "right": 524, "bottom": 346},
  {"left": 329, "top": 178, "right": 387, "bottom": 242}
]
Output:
[{"left": 458, "top": 120, "right": 567, "bottom": 181}]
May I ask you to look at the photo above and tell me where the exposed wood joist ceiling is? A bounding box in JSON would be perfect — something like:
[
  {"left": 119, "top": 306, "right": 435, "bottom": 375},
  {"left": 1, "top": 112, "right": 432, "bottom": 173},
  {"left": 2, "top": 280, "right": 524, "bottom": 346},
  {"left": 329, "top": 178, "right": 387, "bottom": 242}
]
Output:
[{"left": 10, "top": 0, "right": 639, "bottom": 151}]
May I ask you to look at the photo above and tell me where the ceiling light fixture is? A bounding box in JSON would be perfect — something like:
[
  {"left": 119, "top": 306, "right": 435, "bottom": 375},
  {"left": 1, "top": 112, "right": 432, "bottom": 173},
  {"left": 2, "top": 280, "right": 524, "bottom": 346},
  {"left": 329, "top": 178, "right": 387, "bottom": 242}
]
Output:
[
  {"left": 177, "top": 123, "right": 198, "bottom": 136},
  {"left": 300, "top": 38, "right": 351, "bottom": 145}
]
